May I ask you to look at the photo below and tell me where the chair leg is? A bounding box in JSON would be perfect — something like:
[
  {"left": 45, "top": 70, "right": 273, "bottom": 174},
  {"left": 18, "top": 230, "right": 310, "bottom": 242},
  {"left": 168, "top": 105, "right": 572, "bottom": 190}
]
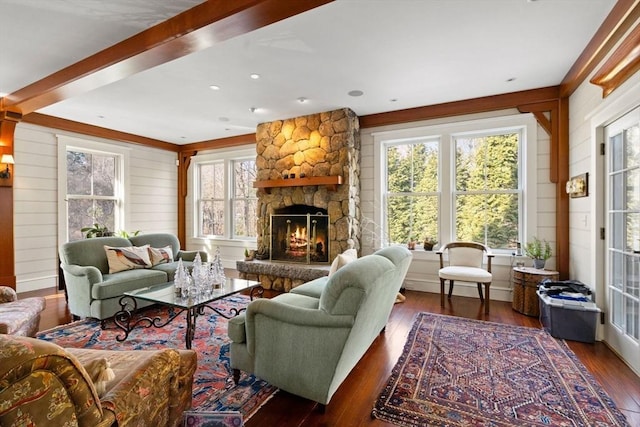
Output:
[
  {"left": 233, "top": 369, "right": 241, "bottom": 384},
  {"left": 485, "top": 284, "right": 490, "bottom": 314},
  {"left": 448, "top": 280, "right": 455, "bottom": 298},
  {"left": 440, "top": 278, "right": 445, "bottom": 307},
  {"left": 476, "top": 283, "right": 484, "bottom": 301}
]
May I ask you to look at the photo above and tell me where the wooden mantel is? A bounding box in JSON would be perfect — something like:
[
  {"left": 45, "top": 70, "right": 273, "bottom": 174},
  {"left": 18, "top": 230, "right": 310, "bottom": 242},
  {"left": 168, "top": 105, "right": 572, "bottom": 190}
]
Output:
[{"left": 253, "top": 175, "right": 343, "bottom": 193}]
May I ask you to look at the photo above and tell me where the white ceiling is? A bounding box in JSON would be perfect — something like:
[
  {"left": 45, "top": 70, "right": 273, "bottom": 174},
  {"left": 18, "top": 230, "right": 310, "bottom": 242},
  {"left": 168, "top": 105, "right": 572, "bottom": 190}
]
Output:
[{"left": 0, "top": 0, "right": 616, "bottom": 145}]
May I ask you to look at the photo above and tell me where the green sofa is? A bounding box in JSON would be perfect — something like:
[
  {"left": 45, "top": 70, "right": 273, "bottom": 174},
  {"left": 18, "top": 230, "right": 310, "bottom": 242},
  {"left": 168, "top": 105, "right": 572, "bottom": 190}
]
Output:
[
  {"left": 227, "top": 245, "right": 412, "bottom": 406},
  {"left": 59, "top": 233, "right": 207, "bottom": 321}
]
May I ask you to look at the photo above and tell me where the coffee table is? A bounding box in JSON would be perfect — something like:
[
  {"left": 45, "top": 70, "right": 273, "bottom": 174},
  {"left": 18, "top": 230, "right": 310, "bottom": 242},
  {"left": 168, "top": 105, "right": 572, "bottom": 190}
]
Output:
[{"left": 113, "top": 277, "right": 262, "bottom": 349}]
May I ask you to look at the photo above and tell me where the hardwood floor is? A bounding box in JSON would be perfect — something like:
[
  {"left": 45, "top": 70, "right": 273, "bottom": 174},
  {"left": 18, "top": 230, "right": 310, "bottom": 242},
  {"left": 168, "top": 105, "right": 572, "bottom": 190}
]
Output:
[{"left": 24, "top": 285, "right": 640, "bottom": 427}]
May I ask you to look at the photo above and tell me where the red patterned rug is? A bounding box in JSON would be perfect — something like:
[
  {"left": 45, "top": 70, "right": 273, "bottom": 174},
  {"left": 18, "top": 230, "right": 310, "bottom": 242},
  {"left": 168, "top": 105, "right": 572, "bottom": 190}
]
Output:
[
  {"left": 37, "top": 294, "right": 276, "bottom": 420},
  {"left": 372, "top": 312, "right": 629, "bottom": 427}
]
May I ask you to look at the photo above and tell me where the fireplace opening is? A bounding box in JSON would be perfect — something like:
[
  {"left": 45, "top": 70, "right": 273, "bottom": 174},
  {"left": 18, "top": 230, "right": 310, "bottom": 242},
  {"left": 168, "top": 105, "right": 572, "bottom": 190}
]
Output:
[{"left": 270, "top": 206, "right": 329, "bottom": 264}]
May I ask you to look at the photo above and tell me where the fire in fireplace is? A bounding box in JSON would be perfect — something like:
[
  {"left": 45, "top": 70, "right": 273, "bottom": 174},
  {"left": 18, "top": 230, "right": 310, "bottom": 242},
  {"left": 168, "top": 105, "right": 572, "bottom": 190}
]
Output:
[{"left": 270, "top": 209, "right": 329, "bottom": 264}]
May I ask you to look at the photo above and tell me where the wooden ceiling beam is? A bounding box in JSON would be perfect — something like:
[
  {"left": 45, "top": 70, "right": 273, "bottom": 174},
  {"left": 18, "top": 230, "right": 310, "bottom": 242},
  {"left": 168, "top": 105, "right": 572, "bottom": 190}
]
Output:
[
  {"left": 360, "top": 86, "right": 560, "bottom": 129},
  {"left": 560, "top": 0, "right": 640, "bottom": 98},
  {"left": 2, "top": 0, "right": 333, "bottom": 115},
  {"left": 23, "top": 113, "right": 178, "bottom": 151}
]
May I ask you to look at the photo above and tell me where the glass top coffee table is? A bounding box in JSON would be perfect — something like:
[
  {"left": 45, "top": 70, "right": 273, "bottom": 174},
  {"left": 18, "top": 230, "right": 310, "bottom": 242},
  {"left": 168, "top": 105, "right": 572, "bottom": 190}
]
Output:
[{"left": 113, "top": 277, "right": 262, "bottom": 349}]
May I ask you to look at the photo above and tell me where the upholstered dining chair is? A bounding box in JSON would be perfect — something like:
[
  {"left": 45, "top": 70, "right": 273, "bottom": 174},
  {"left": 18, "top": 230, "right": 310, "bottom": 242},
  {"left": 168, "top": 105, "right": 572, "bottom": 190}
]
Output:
[{"left": 437, "top": 242, "right": 494, "bottom": 314}]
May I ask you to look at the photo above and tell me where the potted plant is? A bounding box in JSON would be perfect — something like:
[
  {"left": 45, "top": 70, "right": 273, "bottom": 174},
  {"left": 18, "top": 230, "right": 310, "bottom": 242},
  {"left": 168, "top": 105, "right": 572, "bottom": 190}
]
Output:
[
  {"left": 244, "top": 248, "right": 255, "bottom": 261},
  {"left": 81, "top": 223, "right": 113, "bottom": 238},
  {"left": 523, "top": 237, "right": 552, "bottom": 269},
  {"left": 115, "top": 229, "right": 141, "bottom": 238},
  {"left": 407, "top": 237, "right": 417, "bottom": 250},
  {"left": 423, "top": 237, "right": 437, "bottom": 251}
]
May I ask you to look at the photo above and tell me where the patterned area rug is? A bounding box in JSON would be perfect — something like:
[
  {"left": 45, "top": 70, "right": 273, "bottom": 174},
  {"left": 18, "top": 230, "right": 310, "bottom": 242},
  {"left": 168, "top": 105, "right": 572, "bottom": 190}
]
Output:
[
  {"left": 37, "top": 294, "right": 276, "bottom": 420},
  {"left": 372, "top": 312, "right": 629, "bottom": 427}
]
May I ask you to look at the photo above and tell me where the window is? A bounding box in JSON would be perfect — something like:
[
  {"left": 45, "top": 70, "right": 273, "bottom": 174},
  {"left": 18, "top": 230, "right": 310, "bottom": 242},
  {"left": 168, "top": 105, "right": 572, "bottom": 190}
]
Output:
[
  {"left": 58, "top": 136, "right": 128, "bottom": 242},
  {"left": 377, "top": 115, "right": 534, "bottom": 253},
  {"left": 199, "top": 162, "right": 225, "bottom": 236},
  {"left": 232, "top": 159, "right": 257, "bottom": 238},
  {"left": 385, "top": 138, "right": 439, "bottom": 244},
  {"left": 196, "top": 147, "right": 257, "bottom": 239},
  {"left": 453, "top": 131, "right": 520, "bottom": 248}
]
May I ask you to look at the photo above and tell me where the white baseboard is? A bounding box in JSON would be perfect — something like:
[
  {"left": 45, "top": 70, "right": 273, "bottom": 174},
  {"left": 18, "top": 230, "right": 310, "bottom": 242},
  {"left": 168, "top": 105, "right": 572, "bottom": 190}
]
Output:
[
  {"left": 16, "top": 275, "right": 58, "bottom": 293},
  {"left": 403, "top": 278, "right": 513, "bottom": 302}
]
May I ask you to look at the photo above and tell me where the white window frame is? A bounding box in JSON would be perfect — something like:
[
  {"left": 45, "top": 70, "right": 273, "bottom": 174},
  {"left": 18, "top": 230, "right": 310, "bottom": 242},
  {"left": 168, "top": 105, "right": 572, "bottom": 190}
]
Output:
[
  {"left": 192, "top": 145, "right": 257, "bottom": 241},
  {"left": 57, "top": 135, "right": 130, "bottom": 243},
  {"left": 373, "top": 113, "right": 537, "bottom": 256}
]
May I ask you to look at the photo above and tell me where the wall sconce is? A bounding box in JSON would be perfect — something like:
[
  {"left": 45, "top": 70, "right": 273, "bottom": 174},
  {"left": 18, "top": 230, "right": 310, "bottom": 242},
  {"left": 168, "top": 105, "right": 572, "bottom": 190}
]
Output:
[
  {"left": 566, "top": 172, "right": 588, "bottom": 198},
  {"left": 0, "top": 154, "right": 14, "bottom": 179}
]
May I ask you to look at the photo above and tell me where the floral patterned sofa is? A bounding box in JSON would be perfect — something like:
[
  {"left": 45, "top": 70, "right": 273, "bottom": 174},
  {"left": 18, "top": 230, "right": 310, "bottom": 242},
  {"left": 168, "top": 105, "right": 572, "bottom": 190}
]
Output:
[
  {"left": 0, "top": 286, "right": 46, "bottom": 336},
  {"left": 0, "top": 334, "right": 197, "bottom": 427}
]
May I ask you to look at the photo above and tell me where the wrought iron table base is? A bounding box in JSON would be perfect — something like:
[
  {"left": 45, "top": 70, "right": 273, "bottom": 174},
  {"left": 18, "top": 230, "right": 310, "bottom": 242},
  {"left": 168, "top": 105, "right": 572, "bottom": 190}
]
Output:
[{"left": 112, "top": 286, "right": 263, "bottom": 349}]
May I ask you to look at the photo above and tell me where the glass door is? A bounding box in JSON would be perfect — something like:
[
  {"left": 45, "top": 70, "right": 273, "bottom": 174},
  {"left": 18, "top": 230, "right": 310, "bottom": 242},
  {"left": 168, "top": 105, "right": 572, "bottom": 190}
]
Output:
[{"left": 604, "top": 106, "right": 640, "bottom": 375}]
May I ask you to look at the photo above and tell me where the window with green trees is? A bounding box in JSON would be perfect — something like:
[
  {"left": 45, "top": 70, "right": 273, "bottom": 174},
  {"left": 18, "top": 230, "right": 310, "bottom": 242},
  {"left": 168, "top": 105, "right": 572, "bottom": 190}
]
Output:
[
  {"left": 381, "top": 121, "right": 525, "bottom": 252},
  {"left": 385, "top": 138, "right": 439, "bottom": 245},
  {"left": 454, "top": 131, "right": 520, "bottom": 249}
]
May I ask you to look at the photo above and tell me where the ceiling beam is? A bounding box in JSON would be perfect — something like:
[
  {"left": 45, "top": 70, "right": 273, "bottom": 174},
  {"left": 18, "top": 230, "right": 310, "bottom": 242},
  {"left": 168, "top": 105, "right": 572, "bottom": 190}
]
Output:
[
  {"left": 560, "top": 0, "right": 640, "bottom": 98},
  {"left": 22, "top": 113, "right": 178, "bottom": 151},
  {"left": 1, "top": 0, "right": 333, "bottom": 115},
  {"left": 359, "top": 86, "right": 560, "bottom": 129}
]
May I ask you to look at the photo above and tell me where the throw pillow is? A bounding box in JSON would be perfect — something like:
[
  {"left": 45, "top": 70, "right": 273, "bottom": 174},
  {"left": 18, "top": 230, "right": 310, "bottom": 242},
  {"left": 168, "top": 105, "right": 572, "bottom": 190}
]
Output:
[
  {"left": 148, "top": 245, "right": 174, "bottom": 266},
  {"left": 104, "top": 245, "right": 152, "bottom": 273},
  {"left": 329, "top": 248, "right": 358, "bottom": 276}
]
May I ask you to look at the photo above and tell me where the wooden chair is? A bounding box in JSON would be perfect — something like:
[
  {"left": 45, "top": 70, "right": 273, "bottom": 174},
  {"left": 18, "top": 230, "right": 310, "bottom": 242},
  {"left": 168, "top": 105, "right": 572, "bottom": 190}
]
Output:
[{"left": 437, "top": 242, "right": 494, "bottom": 314}]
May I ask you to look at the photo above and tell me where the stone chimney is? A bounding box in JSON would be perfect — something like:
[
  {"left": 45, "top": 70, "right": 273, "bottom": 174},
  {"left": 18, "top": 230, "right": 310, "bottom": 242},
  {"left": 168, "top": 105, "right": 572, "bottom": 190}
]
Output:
[{"left": 255, "top": 108, "right": 361, "bottom": 261}]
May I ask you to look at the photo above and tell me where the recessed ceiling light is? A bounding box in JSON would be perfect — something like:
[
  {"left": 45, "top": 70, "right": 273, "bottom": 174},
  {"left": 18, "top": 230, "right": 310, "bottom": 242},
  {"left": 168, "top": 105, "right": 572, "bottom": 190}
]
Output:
[
  {"left": 348, "top": 90, "right": 364, "bottom": 97},
  {"left": 390, "top": 98, "right": 398, "bottom": 102},
  {"left": 219, "top": 117, "right": 229, "bottom": 122},
  {"left": 98, "top": 115, "right": 105, "bottom": 119},
  {"left": 297, "top": 97, "right": 308, "bottom": 103},
  {"left": 209, "top": 85, "right": 220, "bottom": 90},
  {"left": 250, "top": 73, "right": 260, "bottom": 80},
  {"left": 506, "top": 77, "right": 517, "bottom": 82},
  {"left": 249, "top": 107, "right": 259, "bottom": 113}
]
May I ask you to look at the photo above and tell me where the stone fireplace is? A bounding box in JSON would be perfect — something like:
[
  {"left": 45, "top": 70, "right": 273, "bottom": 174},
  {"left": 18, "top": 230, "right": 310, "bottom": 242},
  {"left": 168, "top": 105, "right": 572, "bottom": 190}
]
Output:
[
  {"left": 237, "top": 108, "right": 362, "bottom": 291},
  {"left": 255, "top": 107, "right": 361, "bottom": 261}
]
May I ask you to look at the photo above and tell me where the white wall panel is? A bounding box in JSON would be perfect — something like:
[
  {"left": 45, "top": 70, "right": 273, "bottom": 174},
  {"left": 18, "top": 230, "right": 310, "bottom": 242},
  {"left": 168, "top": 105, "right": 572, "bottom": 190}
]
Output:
[{"left": 12, "top": 123, "right": 177, "bottom": 292}]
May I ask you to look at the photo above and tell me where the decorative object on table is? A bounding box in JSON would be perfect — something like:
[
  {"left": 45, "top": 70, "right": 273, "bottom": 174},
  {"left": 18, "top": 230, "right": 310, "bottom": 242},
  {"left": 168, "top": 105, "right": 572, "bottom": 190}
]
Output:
[
  {"left": 37, "top": 294, "right": 276, "bottom": 420},
  {"left": 512, "top": 266, "right": 559, "bottom": 316},
  {"left": 566, "top": 172, "right": 589, "bottom": 198},
  {"left": 183, "top": 411, "right": 243, "bottom": 427},
  {"left": 210, "top": 247, "right": 226, "bottom": 288},
  {"left": 523, "top": 236, "right": 552, "bottom": 269},
  {"left": 244, "top": 248, "right": 254, "bottom": 261},
  {"left": 423, "top": 236, "right": 437, "bottom": 251},
  {"left": 372, "top": 312, "right": 629, "bottom": 427}
]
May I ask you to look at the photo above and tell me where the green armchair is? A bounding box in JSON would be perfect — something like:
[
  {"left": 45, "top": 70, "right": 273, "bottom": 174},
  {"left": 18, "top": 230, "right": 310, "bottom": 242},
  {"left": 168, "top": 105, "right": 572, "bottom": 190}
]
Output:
[{"left": 227, "top": 246, "right": 412, "bottom": 406}]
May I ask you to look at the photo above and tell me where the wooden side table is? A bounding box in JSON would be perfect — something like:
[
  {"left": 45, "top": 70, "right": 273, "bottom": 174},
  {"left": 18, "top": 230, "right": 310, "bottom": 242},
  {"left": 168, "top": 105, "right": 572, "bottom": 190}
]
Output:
[{"left": 512, "top": 267, "right": 559, "bottom": 316}]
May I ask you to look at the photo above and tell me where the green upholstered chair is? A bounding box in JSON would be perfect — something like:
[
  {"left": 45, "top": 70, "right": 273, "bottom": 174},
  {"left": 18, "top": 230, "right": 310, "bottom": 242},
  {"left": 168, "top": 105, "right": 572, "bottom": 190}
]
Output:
[{"left": 227, "top": 245, "right": 412, "bottom": 407}]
